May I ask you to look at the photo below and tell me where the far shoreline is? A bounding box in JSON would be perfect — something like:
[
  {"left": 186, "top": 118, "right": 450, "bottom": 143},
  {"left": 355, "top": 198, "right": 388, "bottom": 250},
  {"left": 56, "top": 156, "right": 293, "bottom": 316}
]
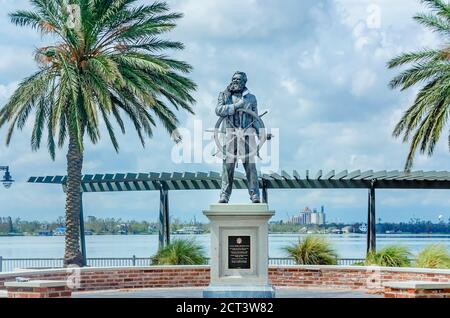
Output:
[{"left": 2, "top": 232, "right": 450, "bottom": 237}]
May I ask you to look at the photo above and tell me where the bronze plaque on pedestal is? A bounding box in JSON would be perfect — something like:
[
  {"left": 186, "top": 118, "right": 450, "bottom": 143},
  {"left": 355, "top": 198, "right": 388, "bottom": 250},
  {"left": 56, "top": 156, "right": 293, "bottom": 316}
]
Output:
[{"left": 228, "top": 236, "right": 251, "bottom": 269}]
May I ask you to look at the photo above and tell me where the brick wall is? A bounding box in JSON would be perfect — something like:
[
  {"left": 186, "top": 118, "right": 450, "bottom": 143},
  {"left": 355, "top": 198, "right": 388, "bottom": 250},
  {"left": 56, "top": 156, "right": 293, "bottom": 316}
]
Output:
[
  {"left": 384, "top": 286, "right": 450, "bottom": 298},
  {"left": 0, "top": 266, "right": 210, "bottom": 292},
  {"left": 0, "top": 266, "right": 449, "bottom": 293},
  {"left": 269, "top": 266, "right": 450, "bottom": 292}
]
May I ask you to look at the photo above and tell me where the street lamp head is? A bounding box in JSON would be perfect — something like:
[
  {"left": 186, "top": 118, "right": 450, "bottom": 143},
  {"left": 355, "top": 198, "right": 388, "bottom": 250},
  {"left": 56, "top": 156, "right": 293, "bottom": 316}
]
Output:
[
  {"left": 2, "top": 168, "right": 14, "bottom": 189},
  {"left": 3, "top": 180, "right": 13, "bottom": 189}
]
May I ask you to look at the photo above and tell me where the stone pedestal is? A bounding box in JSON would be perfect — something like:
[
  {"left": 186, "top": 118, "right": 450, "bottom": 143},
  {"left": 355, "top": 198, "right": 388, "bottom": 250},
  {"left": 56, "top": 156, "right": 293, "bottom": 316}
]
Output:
[{"left": 203, "top": 204, "right": 275, "bottom": 298}]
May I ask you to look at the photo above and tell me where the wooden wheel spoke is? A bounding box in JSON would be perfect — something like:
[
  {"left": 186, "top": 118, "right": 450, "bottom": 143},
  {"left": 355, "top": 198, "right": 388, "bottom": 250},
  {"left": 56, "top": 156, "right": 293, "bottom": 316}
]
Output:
[
  {"left": 224, "top": 135, "right": 238, "bottom": 147},
  {"left": 243, "top": 119, "right": 258, "bottom": 130},
  {"left": 226, "top": 118, "right": 238, "bottom": 129}
]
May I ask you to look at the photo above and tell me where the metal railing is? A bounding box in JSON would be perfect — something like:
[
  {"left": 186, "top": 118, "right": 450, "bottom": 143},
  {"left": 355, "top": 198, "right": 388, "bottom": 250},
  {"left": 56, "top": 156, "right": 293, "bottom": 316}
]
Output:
[
  {"left": 267, "top": 258, "right": 364, "bottom": 266},
  {"left": 87, "top": 257, "right": 152, "bottom": 268},
  {"left": 0, "top": 257, "right": 66, "bottom": 272},
  {"left": 0, "top": 256, "right": 365, "bottom": 272}
]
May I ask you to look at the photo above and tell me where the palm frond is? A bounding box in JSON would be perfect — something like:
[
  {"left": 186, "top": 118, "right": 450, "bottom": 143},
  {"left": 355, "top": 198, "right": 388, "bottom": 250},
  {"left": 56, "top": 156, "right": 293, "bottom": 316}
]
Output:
[
  {"left": 388, "top": 61, "right": 447, "bottom": 90},
  {"left": 387, "top": 49, "right": 440, "bottom": 68},
  {"left": 413, "top": 12, "right": 450, "bottom": 35},
  {"left": 421, "top": 0, "right": 450, "bottom": 20}
]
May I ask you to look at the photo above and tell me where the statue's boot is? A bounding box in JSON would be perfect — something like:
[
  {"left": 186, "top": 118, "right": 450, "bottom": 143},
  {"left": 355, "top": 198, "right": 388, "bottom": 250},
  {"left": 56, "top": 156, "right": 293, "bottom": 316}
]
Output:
[
  {"left": 218, "top": 195, "right": 229, "bottom": 204},
  {"left": 251, "top": 195, "right": 261, "bottom": 204}
]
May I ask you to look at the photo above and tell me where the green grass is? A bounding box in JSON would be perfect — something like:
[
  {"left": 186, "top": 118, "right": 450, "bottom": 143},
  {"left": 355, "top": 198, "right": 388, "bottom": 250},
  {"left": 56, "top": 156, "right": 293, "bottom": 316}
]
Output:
[
  {"left": 283, "top": 235, "right": 338, "bottom": 265},
  {"left": 151, "top": 239, "right": 207, "bottom": 265},
  {"left": 415, "top": 244, "right": 450, "bottom": 269}
]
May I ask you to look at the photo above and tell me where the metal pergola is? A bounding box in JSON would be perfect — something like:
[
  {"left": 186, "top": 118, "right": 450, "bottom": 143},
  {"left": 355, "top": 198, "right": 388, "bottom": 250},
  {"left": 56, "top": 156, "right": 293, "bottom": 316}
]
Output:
[{"left": 28, "top": 169, "right": 450, "bottom": 264}]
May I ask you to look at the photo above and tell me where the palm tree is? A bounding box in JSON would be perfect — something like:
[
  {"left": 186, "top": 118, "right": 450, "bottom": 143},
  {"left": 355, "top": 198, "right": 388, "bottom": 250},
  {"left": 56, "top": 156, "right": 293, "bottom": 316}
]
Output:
[
  {"left": 0, "top": 0, "right": 196, "bottom": 267},
  {"left": 388, "top": 0, "right": 450, "bottom": 171}
]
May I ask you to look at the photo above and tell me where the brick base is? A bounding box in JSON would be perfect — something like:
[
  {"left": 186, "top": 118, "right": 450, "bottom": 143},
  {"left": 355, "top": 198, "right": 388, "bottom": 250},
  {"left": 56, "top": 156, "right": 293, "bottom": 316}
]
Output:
[{"left": 7, "top": 286, "right": 71, "bottom": 298}]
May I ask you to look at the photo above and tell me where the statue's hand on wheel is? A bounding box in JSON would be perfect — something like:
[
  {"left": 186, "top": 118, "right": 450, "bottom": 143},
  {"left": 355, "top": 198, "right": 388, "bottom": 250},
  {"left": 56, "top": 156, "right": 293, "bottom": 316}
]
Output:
[{"left": 234, "top": 99, "right": 245, "bottom": 109}]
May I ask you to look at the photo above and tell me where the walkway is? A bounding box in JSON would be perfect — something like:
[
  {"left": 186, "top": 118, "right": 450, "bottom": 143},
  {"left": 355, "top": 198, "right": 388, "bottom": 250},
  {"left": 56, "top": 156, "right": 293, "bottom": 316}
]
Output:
[{"left": 73, "top": 287, "right": 382, "bottom": 298}]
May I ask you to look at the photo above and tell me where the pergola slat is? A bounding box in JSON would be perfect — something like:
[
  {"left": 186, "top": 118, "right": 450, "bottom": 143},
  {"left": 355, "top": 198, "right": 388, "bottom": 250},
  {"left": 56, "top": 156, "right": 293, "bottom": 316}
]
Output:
[
  {"left": 83, "top": 175, "right": 94, "bottom": 181},
  {"left": 357, "top": 170, "right": 373, "bottom": 180},
  {"left": 209, "top": 171, "right": 221, "bottom": 179},
  {"left": 43, "top": 176, "right": 53, "bottom": 183},
  {"left": 344, "top": 170, "right": 361, "bottom": 180},
  {"left": 433, "top": 171, "right": 448, "bottom": 181},
  {"left": 383, "top": 171, "right": 401, "bottom": 180},
  {"left": 323, "top": 170, "right": 335, "bottom": 180},
  {"left": 404, "top": 171, "right": 423, "bottom": 180},
  {"left": 392, "top": 171, "right": 408, "bottom": 180},
  {"left": 125, "top": 173, "right": 137, "bottom": 180},
  {"left": 234, "top": 171, "right": 246, "bottom": 180},
  {"left": 53, "top": 176, "right": 64, "bottom": 183},
  {"left": 281, "top": 170, "right": 291, "bottom": 180},
  {"left": 137, "top": 173, "right": 149, "bottom": 180},
  {"left": 315, "top": 170, "right": 323, "bottom": 180},
  {"left": 160, "top": 172, "right": 171, "bottom": 180},
  {"left": 171, "top": 172, "right": 183, "bottom": 180},
  {"left": 333, "top": 170, "right": 348, "bottom": 180},
  {"left": 422, "top": 171, "right": 438, "bottom": 181},
  {"left": 270, "top": 172, "right": 283, "bottom": 180},
  {"left": 372, "top": 171, "right": 387, "bottom": 179}
]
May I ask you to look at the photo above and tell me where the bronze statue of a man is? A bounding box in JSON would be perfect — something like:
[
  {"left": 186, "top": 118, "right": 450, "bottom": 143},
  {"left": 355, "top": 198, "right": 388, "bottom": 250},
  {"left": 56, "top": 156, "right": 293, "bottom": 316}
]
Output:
[{"left": 215, "top": 71, "right": 261, "bottom": 204}]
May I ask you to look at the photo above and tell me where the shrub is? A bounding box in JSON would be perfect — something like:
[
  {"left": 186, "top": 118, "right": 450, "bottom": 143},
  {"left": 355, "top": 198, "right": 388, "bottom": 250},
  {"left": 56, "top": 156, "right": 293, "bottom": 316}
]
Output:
[
  {"left": 283, "top": 235, "right": 338, "bottom": 265},
  {"left": 352, "top": 261, "right": 366, "bottom": 266},
  {"left": 365, "top": 245, "right": 412, "bottom": 267},
  {"left": 151, "top": 239, "right": 207, "bottom": 265},
  {"left": 415, "top": 244, "right": 450, "bottom": 269}
]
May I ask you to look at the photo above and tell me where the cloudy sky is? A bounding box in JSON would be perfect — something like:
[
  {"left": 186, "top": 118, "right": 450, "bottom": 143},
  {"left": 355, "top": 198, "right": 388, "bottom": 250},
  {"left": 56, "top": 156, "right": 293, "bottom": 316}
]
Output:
[{"left": 0, "top": 0, "right": 449, "bottom": 224}]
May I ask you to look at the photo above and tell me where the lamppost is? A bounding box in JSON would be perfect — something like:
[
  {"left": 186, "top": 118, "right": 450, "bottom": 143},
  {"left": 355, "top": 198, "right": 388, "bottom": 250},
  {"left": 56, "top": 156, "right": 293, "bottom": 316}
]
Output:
[{"left": 0, "top": 166, "right": 14, "bottom": 189}]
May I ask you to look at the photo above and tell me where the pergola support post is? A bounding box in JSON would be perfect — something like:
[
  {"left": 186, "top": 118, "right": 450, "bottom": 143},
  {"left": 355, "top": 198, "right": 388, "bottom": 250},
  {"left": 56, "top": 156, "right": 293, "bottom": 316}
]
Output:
[
  {"left": 79, "top": 192, "right": 87, "bottom": 266},
  {"left": 159, "top": 183, "right": 170, "bottom": 249},
  {"left": 366, "top": 180, "right": 376, "bottom": 256},
  {"left": 262, "top": 181, "right": 268, "bottom": 204}
]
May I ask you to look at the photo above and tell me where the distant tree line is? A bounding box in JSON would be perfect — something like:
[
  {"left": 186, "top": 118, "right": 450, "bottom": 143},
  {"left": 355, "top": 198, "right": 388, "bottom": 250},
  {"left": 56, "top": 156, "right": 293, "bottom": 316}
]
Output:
[
  {"left": 83, "top": 216, "right": 155, "bottom": 235},
  {"left": 376, "top": 219, "right": 450, "bottom": 234},
  {"left": 0, "top": 216, "right": 448, "bottom": 235},
  {"left": 269, "top": 219, "right": 450, "bottom": 234},
  {"left": 0, "top": 217, "right": 14, "bottom": 233},
  {"left": 0, "top": 217, "right": 64, "bottom": 234},
  {"left": 0, "top": 216, "right": 207, "bottom": 235}
]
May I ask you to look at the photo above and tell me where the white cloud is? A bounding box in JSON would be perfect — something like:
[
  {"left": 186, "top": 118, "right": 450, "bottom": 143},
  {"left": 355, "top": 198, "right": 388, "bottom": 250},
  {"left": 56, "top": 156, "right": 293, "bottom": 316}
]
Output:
[
  {"left": 280, "top": 78, "right": 300, "bottom": 95},
  {"left": 298, "top": 47, "right": 322, "bottom": 70},
  {"left": 351, "top": 69, "right": 377, "bottom": 96},
  {"left": 0, "top": 81, "right": 18, "bottom": 102},
  {"left": 0, "top": 46, "right": 34, "bottom": 73}
]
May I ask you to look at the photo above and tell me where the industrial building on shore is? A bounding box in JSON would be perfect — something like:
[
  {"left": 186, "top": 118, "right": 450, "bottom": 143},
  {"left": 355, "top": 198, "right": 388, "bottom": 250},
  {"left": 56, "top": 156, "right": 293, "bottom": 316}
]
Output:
[{"left": 287, "top": 206, "right": 326, "bottom": 225}]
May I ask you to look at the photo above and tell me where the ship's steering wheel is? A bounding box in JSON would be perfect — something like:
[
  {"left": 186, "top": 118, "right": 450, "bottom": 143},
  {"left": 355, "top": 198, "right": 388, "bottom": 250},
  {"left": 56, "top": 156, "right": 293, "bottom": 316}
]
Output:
[{"left": 213, "top": 108, "right": 269, "bottom": 161}]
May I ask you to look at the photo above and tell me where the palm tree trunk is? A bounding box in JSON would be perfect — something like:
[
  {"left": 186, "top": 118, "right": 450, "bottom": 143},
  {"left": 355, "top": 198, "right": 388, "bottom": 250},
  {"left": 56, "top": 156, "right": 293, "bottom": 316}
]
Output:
[{"left": 63, "top": 129, "right": 84, "bottom": 267}]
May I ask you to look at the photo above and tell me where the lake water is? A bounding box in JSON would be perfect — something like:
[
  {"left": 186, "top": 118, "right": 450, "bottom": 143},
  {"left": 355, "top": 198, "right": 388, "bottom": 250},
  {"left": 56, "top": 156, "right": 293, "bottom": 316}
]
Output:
[{"left": 1, "top": 234, "right": 449, "bottom": 259}]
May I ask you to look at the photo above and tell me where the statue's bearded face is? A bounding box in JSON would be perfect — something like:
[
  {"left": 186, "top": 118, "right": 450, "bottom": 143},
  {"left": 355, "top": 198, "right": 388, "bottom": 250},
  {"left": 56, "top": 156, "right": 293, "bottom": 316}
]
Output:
[{"left": 229, "top": 74, "right": 246, "bottom": 93}]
